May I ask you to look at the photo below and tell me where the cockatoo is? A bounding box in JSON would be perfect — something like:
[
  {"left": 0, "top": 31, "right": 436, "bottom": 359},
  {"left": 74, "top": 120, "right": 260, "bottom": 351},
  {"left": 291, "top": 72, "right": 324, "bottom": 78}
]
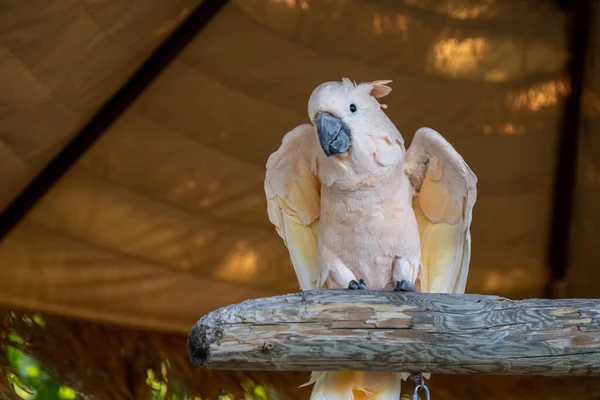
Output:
[{"left": 264, "top": 78, "right": 477, "bottom": 400}]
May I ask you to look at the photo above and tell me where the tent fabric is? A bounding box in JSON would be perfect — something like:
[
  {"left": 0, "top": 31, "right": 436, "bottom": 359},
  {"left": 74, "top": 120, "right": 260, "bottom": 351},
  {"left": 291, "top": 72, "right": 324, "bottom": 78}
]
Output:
[
  {"left": 0, "top": 0, "right": 200, "bottom": 213},
  {"left": 567, "top": 10, "right": 600, "bottom": 298},
  {"left": 0, "top": 0, "right": 582, "bottom": 335}
]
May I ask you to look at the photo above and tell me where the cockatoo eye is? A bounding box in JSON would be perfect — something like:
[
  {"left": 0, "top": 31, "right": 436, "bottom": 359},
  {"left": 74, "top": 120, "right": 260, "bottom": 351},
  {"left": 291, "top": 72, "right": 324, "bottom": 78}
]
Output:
[{"left": 349, "top": 103, "right": 357, "bottom": 113}]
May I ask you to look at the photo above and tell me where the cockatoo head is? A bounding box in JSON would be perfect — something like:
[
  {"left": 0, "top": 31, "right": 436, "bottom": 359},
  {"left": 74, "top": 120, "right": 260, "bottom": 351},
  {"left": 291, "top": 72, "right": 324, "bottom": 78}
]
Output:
[{"left": 307, "top": 78, "right": 405, "bottom": 187}]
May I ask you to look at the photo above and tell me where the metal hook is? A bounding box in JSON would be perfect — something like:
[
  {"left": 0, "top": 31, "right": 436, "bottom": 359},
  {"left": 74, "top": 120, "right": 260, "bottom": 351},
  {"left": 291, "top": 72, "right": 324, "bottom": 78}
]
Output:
[
  {"left": 413, "top": 384, "right": 430, "bottom": 400},
  {"left": 410, "top": 373, "right": 430, "bottom": 400}
]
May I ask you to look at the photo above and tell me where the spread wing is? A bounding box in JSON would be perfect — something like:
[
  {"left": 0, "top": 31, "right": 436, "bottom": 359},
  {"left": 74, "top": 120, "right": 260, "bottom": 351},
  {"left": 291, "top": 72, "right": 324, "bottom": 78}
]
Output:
[
  {"left": 405, "top": 128, "right": 477, "bottom": 294},
  {"left": 264, "top": 124, "right": 321, "bottom": 290}
]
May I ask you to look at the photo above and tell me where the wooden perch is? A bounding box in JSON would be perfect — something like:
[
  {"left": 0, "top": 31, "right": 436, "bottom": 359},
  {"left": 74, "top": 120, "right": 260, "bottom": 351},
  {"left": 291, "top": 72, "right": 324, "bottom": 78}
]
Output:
[{"left": 187, "top": 290, "right": 600, "bottom": 376}]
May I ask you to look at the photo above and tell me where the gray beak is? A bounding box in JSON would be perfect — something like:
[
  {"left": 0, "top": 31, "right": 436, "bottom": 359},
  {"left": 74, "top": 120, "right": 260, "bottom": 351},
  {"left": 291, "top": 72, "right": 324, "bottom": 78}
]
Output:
[{"left": 316, "top": 112, "right": 352, "bottom": 157}]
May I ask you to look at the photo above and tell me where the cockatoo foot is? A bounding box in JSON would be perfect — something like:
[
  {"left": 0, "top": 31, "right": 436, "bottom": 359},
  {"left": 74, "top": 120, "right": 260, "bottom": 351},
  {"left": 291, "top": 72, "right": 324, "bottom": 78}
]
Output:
[
  {"left": 394, "top": 279, "right": 416, "bottom": 292},
  {"left": 348, "top": 279, "right": 367, "bottom": 290}
]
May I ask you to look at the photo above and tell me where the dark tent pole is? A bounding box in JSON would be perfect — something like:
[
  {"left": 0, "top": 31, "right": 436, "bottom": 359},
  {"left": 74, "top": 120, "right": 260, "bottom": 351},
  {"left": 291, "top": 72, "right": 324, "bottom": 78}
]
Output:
[
  {"left": 0, "top": 0, "right": 230, "bottom": 242},
  {"left": 546, "top": 0, "right": 594, "bottom": 298}
]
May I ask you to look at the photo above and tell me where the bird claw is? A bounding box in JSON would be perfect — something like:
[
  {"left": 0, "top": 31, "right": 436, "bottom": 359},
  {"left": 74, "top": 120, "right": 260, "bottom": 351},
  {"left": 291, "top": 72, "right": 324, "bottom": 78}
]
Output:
[
  {"left": 348, "top": 279, "right": 367, "bottom": 290},
  {"left": 394, "top": 279, "right": 417, "bottom": 292}
]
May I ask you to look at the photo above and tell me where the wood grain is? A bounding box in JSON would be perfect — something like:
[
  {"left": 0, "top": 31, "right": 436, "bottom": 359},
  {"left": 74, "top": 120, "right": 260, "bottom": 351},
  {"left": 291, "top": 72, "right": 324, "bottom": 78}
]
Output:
[{"left": 187, "top": 290, "right": 600, "bottom": 375}]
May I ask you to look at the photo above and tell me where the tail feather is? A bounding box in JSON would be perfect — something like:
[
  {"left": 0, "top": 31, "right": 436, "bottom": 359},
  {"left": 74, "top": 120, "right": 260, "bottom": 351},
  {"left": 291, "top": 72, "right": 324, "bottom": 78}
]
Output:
[{"left": 303, "top": 371, "right": 409, "bottom": 400}]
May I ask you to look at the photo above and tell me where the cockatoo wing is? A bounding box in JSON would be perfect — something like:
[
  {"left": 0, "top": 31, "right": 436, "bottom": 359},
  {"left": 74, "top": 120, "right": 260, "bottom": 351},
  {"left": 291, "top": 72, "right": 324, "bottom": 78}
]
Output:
[
  {"left": 405, "top": 128, "right": 477, "bottom": 294},
  {"left": 265, "top": 124, "right": 321, "bottom": 291}
]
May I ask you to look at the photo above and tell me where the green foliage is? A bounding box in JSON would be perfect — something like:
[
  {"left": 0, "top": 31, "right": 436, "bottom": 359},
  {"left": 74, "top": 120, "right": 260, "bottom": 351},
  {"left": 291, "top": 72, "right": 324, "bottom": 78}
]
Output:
[
  {"left": 144, "top": 367, "right": 282, "bottom": 400},
  {"left": 6, "top": 343, "right": 76, "bottom": 400}
]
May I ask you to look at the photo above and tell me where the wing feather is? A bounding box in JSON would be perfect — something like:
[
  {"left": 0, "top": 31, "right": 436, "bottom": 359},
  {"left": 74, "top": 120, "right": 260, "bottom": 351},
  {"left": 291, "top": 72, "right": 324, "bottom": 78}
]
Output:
[
  {"left": 405, "top": 128, "right": 477, "bottom": 294},
  {"left": 265, "top": 124, "right": 321, "bottom": 290}
]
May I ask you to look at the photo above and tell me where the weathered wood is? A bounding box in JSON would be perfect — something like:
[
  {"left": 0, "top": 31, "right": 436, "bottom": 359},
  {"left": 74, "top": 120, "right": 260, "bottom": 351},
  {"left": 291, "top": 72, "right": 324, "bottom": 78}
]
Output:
[{"left": 187, "top": 290, "right": 600, "bottom": 376}]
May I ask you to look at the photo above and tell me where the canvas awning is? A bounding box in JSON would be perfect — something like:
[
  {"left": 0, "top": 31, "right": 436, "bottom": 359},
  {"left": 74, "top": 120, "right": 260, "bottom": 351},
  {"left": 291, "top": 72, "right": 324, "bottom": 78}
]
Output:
[{"left": 1, "top": 0, "right": 597, "bottom": 337}]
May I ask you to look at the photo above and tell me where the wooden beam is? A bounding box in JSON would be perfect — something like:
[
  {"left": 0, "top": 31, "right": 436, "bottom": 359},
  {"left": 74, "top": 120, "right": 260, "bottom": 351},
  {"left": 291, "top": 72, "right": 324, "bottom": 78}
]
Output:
[{"left": 188, "top": 290, "right": 600, "bottom": 376}]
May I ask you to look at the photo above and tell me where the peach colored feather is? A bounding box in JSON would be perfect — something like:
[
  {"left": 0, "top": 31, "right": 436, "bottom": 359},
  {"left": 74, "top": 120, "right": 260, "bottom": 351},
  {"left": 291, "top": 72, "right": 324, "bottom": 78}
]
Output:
[{"left": 265, "top": 78, "right": 477, "bottom": 399}]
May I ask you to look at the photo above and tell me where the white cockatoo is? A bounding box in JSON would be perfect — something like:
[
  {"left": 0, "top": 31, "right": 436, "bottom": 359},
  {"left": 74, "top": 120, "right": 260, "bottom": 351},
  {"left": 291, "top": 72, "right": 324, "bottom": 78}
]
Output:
[{"left": 264, "top": 78, "right": 477, "bottom": 400}]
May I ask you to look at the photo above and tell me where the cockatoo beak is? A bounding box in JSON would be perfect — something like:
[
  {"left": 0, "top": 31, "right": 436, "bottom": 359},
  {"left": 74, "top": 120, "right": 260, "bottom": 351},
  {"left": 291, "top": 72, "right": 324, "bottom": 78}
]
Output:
[{"left": 316, "top": 112, "right": 351, "bottom": 157}]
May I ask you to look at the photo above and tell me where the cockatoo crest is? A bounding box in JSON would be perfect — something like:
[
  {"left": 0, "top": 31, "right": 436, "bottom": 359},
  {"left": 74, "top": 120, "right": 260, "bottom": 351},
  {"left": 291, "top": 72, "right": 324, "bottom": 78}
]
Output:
[{"left": 367, "top": 80, "right": 393, "bottom": 107}]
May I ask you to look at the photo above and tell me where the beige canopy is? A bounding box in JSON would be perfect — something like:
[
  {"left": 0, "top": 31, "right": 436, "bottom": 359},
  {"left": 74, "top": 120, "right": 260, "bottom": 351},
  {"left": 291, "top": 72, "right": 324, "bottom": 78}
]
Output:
[{"left": 0, "top": 0, "right": 598, "bottom": 339}]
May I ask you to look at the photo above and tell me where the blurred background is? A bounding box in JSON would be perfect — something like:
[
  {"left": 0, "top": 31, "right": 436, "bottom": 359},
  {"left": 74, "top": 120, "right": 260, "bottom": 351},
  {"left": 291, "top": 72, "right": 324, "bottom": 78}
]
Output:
[{"left": 0, "top": 0, "right": 599, "bottom": 398}]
